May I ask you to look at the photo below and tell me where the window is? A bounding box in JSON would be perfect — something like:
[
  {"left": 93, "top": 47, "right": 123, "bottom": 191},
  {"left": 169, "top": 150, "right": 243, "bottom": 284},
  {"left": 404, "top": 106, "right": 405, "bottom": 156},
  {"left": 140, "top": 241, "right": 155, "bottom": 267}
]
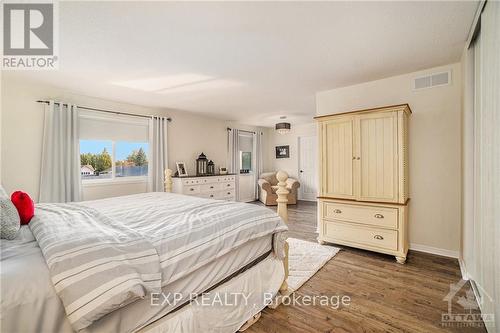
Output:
[
  {"left": 80, "top": 140, "right": 149, "bottom": 182},
  {"left": 80, "top": 140, "right": 113, "bottom": 180},
  {"left": 115, "top": 142, "right": 149, "bottom": 178},
  {"left": 79, "top": 110, "right": 150, "bottom": 183},
  {"left": 241, "top": 152, "right": 252, "bottom": 170},
  {"left": 238, "top": 132, "right": 254, "bottom": 173}
]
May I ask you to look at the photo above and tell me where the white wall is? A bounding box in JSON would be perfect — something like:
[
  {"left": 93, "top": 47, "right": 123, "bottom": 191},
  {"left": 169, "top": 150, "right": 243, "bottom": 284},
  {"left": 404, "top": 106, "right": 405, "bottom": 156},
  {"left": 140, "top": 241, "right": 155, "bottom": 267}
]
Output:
[
  {"left": 316, "top": 63, "right": 462, "bottom": 254},
  {"left": 1, "top": 75, "right": 263, "bottom": 201},
  {"left": 0, "top": 70, "right": 2, "bottom": 185},
  {"left": 266, "top": 123, "right": 317, "bottom": 180}
]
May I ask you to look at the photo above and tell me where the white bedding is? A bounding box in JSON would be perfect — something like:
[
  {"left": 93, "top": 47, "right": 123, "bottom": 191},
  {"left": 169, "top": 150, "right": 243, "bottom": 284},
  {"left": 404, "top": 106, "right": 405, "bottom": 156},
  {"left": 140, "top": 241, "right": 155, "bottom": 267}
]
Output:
[
  {"left": 28, "top": 192, "right": 286, "bottom": 331},
  {"left": 1, "top": 223, "right": 274, "bottom": 333}
]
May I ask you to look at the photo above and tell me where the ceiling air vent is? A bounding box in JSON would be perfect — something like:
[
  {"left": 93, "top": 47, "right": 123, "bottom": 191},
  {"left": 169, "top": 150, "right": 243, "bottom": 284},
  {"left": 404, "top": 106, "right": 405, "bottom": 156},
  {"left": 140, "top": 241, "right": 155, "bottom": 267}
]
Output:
[{"left": 413, "top": 71, "right": 451, "bottom": 90}]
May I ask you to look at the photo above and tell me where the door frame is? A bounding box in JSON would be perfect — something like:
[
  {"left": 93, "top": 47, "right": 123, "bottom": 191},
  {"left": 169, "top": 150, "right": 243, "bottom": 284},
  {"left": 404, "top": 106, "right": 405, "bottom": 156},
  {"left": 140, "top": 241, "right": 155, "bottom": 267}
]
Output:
[{"left": 297, "top": 135, "right": 318, "bottom": 201}]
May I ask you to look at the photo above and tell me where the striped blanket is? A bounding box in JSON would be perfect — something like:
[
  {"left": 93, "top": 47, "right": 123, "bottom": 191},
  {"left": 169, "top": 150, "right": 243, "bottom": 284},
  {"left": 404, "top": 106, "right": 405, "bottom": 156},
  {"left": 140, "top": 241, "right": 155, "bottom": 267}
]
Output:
[{"left": 29, "top": 192, "right": 287, "bottom": 331}]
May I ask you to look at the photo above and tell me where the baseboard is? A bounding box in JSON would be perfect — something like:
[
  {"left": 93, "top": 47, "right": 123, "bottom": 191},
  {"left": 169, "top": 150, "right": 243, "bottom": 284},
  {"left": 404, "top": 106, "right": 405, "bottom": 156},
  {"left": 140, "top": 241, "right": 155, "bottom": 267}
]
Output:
[
  {"left": 409, "top": 243, "right": 459, "bottom": 259},
  {"left": 458, "top": 258, "right": 469, "bottom": 280}
]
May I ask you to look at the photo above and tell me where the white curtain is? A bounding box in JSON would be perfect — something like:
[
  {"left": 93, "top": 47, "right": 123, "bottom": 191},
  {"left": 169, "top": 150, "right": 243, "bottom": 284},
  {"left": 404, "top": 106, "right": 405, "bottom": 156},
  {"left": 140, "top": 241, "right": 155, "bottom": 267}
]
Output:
[
  {"left": 39, "top": 101, "right": 81, "bottom": 203},
  {"left": 227, "top": 128, "right": 240, "bottom": 200},
  {"left": 149, "top": 116, "right": 169, "bottom": 192},
  {"left": 254, "top": 131, "right": 264, "bottom": 199}
]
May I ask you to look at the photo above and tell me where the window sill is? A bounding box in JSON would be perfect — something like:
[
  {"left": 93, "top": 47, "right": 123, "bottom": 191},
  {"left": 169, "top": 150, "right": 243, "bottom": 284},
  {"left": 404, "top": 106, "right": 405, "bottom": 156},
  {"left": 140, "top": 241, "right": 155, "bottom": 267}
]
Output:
[{"left": 82, "top": 177, "right": 148, "bottom": 187}]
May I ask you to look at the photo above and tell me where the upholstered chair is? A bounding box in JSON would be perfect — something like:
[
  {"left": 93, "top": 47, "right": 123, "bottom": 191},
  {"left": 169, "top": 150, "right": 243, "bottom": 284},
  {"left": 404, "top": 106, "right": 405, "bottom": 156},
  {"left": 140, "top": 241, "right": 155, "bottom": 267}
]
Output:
[{"left": 258, "top": 172, "right": 300, "bottom": 205}]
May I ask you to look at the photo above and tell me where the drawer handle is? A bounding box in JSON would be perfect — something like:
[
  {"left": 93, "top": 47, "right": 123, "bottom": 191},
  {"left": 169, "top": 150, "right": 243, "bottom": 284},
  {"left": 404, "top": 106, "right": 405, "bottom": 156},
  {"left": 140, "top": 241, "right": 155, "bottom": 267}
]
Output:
[
  {"left": 210, "top": 195, "right": 214, "bottom": 198},
  {"left": 333, "top": 209, "right": 342, "bottom": 214},
  {"left": 190, "top": 188, "right": 195, "bottom": 191},
  {"left": 374, "top": 235, "right": 384, "bottom": 240},
  {"left": 227, "top": 192, "right": 231, "bottom": 195},
  {"left": 374, "top": 214, "right": 384, "bottom": 219},
  {"left": 227, "top": 184, "right": 231, "bottom": 187},
  {"left": 210, "top": 186, "right": 214, "bottom": 189}
]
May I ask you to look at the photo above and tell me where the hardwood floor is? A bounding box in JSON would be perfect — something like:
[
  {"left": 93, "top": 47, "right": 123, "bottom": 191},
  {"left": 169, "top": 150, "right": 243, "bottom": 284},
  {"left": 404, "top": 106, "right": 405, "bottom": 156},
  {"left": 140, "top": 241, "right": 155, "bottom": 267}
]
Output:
[{"left": 248, "top": 200, "right": 486, "bottom": 333}]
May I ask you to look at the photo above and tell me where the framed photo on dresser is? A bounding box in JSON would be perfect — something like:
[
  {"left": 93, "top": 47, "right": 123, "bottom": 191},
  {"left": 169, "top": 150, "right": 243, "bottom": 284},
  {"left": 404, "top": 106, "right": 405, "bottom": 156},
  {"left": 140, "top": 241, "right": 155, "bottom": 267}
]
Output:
[{"left": 176, "top": 162, "right": 188, "bottom": 177}]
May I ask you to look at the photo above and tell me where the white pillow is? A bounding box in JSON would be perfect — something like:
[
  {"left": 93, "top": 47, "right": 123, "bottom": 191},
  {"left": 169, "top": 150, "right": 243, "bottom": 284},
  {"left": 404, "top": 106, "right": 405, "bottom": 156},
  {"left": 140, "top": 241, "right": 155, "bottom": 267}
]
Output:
[
  {"left": 0, "top": 185, "right": 8, "bottom": 199},
  {"left": 0, "top": 198, "right": 21, "bottom": 240},
  {"left": 14, "top": 225, "right": 35, "bottom": 243}
]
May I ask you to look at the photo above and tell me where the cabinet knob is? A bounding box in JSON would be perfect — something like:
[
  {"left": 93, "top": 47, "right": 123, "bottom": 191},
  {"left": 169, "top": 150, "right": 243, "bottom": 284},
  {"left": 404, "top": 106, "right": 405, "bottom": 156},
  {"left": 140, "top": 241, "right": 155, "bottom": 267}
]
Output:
[
  {"left": 374, "top": 235, "right": 384, "bottom": 240},
  {"left": 374, "top": 214, "right": 384, "bottom": 219},
  {"left": 190, "top": 188, "right": 194, "bottom": 191},
  {"left": 333, "top": 209, "right": 342, "bottom": 214},
  {"left": 210, "top": 195, "right": 214, "bottom": 198},
  {"left": 210, "top": 186, "right": 214, "bottom": 189}
]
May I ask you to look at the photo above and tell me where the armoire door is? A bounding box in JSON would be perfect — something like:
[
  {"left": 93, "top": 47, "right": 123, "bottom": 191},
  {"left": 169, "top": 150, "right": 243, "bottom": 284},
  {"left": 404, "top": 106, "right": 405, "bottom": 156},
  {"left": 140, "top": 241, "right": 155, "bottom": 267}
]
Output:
[
  {"left": 355, "top": 112, "right": 399, "bottom": 203},
  {"left": 320, "top": 117, "right": 355, "bottom": 199}
]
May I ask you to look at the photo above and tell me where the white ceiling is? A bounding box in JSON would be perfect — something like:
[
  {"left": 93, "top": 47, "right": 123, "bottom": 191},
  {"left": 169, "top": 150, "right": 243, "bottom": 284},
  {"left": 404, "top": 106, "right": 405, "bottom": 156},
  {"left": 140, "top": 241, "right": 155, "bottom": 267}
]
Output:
[{"left": 7, "top": 1, "right": 478, "bottom": 126}]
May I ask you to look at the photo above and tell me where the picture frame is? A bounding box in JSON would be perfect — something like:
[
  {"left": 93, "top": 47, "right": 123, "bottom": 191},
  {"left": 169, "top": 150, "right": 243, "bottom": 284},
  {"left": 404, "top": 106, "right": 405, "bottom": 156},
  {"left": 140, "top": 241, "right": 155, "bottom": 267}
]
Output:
[
  {"left": 275, "top": 145, "right": 290, "bottom": 159},
  {"left": 176, "top": 162, "right": 188, "bottom": 177}
]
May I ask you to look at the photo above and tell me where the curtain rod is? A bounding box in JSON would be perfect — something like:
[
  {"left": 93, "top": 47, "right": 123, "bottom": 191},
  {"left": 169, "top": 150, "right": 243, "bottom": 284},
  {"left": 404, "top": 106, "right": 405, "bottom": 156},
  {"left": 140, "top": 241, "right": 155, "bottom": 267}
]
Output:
[
  {"left": 36, "top": 100, "right": 172, "bottom": 122},
  {"left": 226, "top": 127, "right": 256, "bottom": 134}
]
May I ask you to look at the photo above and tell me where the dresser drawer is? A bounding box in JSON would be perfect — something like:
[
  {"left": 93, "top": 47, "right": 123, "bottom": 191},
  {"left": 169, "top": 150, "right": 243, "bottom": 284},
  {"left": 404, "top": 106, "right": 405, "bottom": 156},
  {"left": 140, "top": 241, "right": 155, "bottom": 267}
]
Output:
[
  {"left": 183, "top": 185, "right": 200, "bottom": 194},
  {"left": 323, "top": 202, "right": 398, "bottom": 229},
  {"left": 219, "top": 176, "right": 235, "bottom": 182},
  {"left": 183, "top": 178, "right": 202, "bottom": 185},
  {"left": 324, "top": 221, "right": 398, "bottom": 251},
  {"left": 218, "top": 189, "right": 235, "bottom": 199},
  {"left": 221, "top": 181, "right": 235, "bottom": 190},
  {"left": 200, "top": 183, "right": 222, "bottom": 193},
  {"left": 201, "top": 193, "right": 218, "bottom": 199}
]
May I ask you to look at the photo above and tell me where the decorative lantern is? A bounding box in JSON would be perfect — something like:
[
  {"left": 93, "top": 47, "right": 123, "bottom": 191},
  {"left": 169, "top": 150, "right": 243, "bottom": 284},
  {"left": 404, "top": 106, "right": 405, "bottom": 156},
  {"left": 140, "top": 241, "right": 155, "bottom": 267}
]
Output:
[
  {"left": 196, "top": 152, "right": 208, "bottom": 176},
  {"left": 207, "top": 160, "right": 215, "bottom": 175}
]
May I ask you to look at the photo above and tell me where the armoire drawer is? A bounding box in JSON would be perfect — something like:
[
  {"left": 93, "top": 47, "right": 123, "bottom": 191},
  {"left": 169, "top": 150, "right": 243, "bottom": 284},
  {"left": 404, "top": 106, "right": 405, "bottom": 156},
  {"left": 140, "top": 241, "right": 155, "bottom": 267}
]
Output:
[
  {"left": 324, "top": 221, "right": 398, "bottom": 251},
  {"left": 323, "top": 202, "right": 398, "bottom": 229}
]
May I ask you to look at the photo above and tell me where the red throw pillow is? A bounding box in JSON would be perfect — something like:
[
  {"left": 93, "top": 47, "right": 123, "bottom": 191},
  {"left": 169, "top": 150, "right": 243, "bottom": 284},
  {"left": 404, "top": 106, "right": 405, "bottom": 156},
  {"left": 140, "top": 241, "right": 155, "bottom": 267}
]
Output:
[{"left": 11, "top": 191, "right": 35, "bottom": 225}]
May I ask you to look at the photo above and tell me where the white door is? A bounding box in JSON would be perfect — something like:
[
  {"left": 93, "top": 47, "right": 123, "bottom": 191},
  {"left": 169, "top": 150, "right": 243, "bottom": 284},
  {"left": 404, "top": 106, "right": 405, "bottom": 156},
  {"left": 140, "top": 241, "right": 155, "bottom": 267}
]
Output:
[{"left": 298, "top": 136, "right": 318, "bottom": 201}]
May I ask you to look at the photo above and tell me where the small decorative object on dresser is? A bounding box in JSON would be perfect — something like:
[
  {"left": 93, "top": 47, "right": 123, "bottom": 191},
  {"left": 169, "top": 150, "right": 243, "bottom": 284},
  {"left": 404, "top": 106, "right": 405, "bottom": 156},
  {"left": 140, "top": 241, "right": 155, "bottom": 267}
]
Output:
[
  {"left": 196, "top": 152, "right": 208, "bottom": 176},
  {"left": 207, "top": 160, "right": 215, "bottom": 175},
  {"left": 219, "top": 167, "right": 228, "bottom": 175},
  {"left": 176, "top": 162, "right": 188, "bottom": 177},
  {"left": 275, "top": 145, "right": 290, "bottom": 159},
  {"left": 172, "top": 174, "right": 236, "bottom": 201},
  {"left": 315, "top": 104, "right": 410, "bottom": 264}
]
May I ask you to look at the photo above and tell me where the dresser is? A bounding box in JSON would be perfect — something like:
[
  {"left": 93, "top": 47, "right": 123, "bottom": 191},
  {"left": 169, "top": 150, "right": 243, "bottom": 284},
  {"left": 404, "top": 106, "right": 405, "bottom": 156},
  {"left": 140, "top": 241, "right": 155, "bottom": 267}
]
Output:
[
  {"left": 315, "top": 104, "right": 410, "bottom": 263},
  {"left": 172, "top": 175, "right": 236, "bottom": 201}
]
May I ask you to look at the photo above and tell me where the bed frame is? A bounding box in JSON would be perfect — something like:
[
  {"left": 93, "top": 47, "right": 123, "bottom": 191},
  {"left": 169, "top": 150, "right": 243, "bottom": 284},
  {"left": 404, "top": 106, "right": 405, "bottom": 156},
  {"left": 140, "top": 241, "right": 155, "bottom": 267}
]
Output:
[
  {"left": 164, "top": 168, "right": 290, "bottom": 292},
  {"left": 163, "top": 169, "right": 290, "bottom": 330}
]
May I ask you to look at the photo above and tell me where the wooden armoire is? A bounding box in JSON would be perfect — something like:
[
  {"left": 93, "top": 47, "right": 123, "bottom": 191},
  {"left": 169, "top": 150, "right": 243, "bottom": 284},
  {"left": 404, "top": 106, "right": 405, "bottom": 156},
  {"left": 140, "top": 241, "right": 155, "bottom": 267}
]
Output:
[{"left": 315, "top": 104, "right": 410, "bottom": 263}]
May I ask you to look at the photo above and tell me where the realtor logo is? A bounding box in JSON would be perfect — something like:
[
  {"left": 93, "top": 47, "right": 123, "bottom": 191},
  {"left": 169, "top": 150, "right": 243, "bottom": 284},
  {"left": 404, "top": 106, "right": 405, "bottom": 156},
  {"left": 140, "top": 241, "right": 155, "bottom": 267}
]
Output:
[{"left": 2, "top": 1, "right": 58, "bottom": 69}]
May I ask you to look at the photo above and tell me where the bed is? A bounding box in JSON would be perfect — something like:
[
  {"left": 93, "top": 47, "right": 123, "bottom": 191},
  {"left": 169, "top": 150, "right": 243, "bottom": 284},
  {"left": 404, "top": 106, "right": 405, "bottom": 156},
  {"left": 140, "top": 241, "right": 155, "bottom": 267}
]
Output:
[{"left": 0, "top": 170, "right": 291, "bottom": 333}]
